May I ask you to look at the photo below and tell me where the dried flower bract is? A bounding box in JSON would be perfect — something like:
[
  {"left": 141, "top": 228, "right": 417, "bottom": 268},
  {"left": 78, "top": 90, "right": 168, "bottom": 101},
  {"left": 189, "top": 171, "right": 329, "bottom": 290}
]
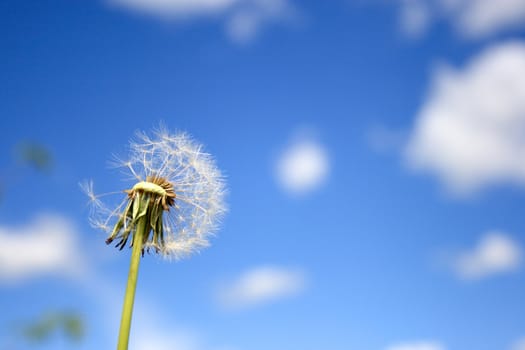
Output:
[{"left": 83, "top": 128, "right": 226, "bottom": 259}]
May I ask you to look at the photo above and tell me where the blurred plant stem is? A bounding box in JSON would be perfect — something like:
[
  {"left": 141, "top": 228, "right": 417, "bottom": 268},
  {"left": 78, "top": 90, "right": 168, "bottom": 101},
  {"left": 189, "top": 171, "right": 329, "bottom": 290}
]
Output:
[
  {"left": 13, "top": 311, "right": 85, "bottom": 346},
  {"left": 117, "top": 215, "right": 147, "bottom": 350}
]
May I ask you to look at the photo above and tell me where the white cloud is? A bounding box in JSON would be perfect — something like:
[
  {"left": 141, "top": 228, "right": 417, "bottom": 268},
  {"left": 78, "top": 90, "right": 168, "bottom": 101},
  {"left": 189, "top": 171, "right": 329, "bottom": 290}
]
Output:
[
  {"left": 216, "top": 266, "right": 306, "bottom": 309},
  {"left": 107, "top": 0, "right": 296, "bottom": 43},
  {"left": 452, "top": 232, "right": 522, "bottom": 280},
  {"left": 397, "top": 0, "right": 525, "bottom": 38},
  {"left": 276, "top": 134, "right": 329, "bottom": 195},
  {"left": 385, "top": 341, "right": 445, "bottom": 350},
  {"left": 0, "top": 214, "right": 86, "bottom": 283},
  {"left": 405, "top": 42, "right": 525, "bottom": 195}
]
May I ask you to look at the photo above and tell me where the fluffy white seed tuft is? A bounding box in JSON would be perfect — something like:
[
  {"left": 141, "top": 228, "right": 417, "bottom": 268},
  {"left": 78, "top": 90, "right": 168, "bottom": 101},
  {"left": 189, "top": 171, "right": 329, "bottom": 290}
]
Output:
[{"left": 83, "top": 127, "right": 227, "bottom": 259}]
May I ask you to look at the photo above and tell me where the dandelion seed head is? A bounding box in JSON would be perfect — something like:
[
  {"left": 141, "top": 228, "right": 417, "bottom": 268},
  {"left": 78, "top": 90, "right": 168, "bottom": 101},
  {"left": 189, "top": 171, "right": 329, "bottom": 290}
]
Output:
[{"left": 84, "top": 127, "right": 226, "bottom": 259}]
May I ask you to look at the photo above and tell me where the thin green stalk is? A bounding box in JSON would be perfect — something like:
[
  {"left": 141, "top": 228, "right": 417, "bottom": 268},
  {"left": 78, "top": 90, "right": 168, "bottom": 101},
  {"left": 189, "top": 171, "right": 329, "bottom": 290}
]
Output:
[{"left": 116, "top": 216, "right": 147, "bottom": 350}]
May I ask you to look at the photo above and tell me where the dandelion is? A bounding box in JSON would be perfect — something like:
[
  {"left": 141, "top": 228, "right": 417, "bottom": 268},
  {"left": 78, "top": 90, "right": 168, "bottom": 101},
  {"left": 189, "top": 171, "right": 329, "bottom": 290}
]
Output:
[{"left": 83, "top": 127, "right": 226, "bottom": 350}]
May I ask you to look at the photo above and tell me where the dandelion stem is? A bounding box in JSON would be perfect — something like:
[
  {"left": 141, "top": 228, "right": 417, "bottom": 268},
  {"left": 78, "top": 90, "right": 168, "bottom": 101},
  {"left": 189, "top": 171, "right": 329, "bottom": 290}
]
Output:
[{"left": 116, "top": 215, "right": 147, "bottom": 350}]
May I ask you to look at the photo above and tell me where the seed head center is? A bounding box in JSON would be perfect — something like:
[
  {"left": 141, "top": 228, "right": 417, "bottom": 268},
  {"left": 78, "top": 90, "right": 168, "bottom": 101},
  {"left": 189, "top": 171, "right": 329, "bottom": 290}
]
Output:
[
  {"left": 132, "top": 181, "right": 167, "bottom": 196},
  {"left": 127, "top": 175, "right": 176, "bottom": 210}
]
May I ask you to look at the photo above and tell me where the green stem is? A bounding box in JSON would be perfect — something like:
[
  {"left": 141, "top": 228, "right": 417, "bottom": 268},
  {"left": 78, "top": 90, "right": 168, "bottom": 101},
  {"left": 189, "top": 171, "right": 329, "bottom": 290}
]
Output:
[{"left": 116, "top": 216, "right": 147, "bottom": 350}]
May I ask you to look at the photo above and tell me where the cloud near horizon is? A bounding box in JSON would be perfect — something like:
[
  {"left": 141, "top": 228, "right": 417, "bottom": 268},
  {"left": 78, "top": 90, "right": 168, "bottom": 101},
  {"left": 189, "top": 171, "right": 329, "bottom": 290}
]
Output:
[
  {"left": 131, "top": 325, "right": 201, "bottom": 350},
  {"left": 385, "top": 341, "right": 445, "bottom": 350},
  {"left": 0, "top": 213, "right": 87, "bottom": 284}
]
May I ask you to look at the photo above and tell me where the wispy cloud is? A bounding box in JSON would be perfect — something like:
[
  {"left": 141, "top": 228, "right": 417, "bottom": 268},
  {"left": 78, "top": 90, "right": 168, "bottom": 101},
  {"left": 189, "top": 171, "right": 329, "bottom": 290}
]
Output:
[
  {"left": 225, "top": 0, "right": 296, "bottom": 43},
  {"left": 131, "top": 322, "right": 239, "bottom": 350},
  {"left": 73, "top": 228, "right": 237, "bottom": 350},
  {"left": 275, "top": 131, "right": 330, "bottom": 195},
  {"left": 129, "top": 307, "right": 239, "bottom": 350},
  {"left": 512, "top": 337, "right": 525, "bottom": 350},
  {"left": 397, "top": 0, "right": 525, "bottom": 38},
  {"left": 405, "top": 41, "right": 525, "bottom": 195},
  {"left": 107, "top": 0, "right": 297, "bottom": 43},
  {"left": 450, "top": 232, "right": 522, "bottom": 280},
  {"left": 398, "top": 0, "right": 431, "bottom": 38},
  {"left": 216, "top": 265, "right": 306, "bottom": 309},
  {"left": 0, "top": 214, "right": 87, "bottom": 284},
  {"left": 385, "top": 341, "right": 445, "bottom": 350},
  {"left": 131, "top": 325, "right": 200, "bottom": 350},
  {"left": 108, "top": 0, "right": 236, "bottom": 17}
]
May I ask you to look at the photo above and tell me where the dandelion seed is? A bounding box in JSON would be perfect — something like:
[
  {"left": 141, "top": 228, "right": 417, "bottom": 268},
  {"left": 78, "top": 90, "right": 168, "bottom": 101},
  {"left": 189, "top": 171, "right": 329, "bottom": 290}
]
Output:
[{"left": 84, "top": 127, "right": 226, "bottom": 259}]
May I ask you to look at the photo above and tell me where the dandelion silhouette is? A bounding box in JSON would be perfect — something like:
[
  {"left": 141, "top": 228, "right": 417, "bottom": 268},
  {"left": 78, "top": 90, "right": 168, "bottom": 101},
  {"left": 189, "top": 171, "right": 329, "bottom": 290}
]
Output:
[{"left": 83, "top": 127, "right": 226, "bottom": 350}]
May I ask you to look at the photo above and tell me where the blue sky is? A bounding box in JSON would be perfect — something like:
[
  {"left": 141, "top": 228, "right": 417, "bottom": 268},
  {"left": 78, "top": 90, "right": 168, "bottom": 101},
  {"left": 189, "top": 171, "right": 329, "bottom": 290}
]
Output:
[{"left": 2, "top": 1, "right": 525, "bottom": 350}]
